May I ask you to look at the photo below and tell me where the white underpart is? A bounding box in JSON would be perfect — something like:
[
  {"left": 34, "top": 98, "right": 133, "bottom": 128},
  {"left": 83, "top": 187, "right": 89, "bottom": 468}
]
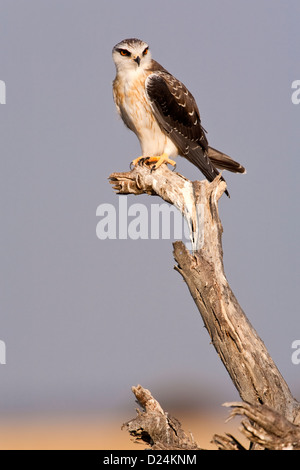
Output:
[
  {"left": 113, "top": 53, "right": 178, "bottom": 158},
  {"left": 126, "top": 73, "right": 177, "bottom": 157},
  {"left": 138, "top": 113, "right": 178, "bottom": 158}
]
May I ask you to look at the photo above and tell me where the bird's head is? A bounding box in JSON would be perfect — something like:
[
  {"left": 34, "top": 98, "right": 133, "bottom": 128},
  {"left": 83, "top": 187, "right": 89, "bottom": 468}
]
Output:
[{"left": 112, "top": 38, "right": 152, "bottom": 75}]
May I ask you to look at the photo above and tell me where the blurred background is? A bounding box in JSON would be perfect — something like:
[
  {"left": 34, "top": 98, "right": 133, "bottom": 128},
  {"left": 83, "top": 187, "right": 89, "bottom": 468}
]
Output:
[{"left": 0, "top": 0, "right": 299, "bottom": 449}]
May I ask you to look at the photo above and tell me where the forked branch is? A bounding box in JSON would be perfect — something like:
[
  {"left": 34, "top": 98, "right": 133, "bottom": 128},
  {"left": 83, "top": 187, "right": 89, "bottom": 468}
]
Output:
[{"left": 109, "top": 162, "right": 300, "bottom": 448}]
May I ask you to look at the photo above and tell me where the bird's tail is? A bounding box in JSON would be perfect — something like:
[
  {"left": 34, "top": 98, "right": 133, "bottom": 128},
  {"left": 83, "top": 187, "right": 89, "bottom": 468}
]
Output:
[
  {"left": 184, "top": 146, "right": 230, "bottom": 197},
  {"left": 207, "top": 147, "right": 246, "bottom": 174}
]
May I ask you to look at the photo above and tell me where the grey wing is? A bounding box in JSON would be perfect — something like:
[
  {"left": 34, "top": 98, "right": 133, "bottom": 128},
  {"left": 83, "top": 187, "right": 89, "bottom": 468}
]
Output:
[{"left": 145, "top": 72, "right": 221, "bottom": 184}]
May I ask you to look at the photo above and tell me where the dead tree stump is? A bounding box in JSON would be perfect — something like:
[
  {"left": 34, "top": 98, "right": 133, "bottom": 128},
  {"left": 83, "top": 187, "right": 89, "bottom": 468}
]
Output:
[{"left": 109, "top": 163, "right": 300, "bottom": 449}]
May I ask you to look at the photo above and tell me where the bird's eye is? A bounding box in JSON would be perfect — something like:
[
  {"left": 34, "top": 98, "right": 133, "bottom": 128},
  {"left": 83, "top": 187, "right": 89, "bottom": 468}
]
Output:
[
  {"left": 120, "top": 49, "right": 131, "bottom": 57},
  {"left": 143, "top": 47, "right": 149, "bottom": 56}
]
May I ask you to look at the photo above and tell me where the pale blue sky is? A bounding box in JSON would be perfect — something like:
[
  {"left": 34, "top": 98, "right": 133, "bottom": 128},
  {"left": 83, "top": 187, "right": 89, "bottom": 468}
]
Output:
[{"left": 0, "top": 0, "right": 299, "bottom": 418}]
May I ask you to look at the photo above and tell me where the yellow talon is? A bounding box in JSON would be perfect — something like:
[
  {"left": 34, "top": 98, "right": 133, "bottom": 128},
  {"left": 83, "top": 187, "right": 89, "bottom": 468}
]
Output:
[
  {"left": 131, "top": 154, "right": 176, "bottom": 169},
  {"left": 146, "top": 154, "right": 176, "bottom": 169},
  {"left": 131, "top": 156, "right": 145, "bottom": 166}
]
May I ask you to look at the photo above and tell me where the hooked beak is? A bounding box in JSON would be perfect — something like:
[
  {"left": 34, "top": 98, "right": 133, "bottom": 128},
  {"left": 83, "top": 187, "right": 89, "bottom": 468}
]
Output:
[{"left": 134, "top": 56, "right": 141, "bottom": 66}]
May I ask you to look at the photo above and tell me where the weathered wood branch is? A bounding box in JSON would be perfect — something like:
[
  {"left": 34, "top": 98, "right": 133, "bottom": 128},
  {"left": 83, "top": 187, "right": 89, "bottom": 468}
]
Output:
[
  {"left": 122, "top": 384, "right": 201, "bottom": 450},
  {"left": 109, "top": 163, "right": 213, "bottom": 251},
  {"left": 109, "top": 163, "right": 300, "bottom": 447},
  {"left": 212, "top": 432, "right": 248, "bottom": 451},
  {"left": 213, "top": 401, "right": 300, "bottom": 450}
]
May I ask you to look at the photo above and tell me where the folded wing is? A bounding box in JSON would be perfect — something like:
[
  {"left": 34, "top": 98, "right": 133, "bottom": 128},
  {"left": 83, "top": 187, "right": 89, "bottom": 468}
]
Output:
[{"left": 145, "top": 71, "right": 220, "bottom": 183}]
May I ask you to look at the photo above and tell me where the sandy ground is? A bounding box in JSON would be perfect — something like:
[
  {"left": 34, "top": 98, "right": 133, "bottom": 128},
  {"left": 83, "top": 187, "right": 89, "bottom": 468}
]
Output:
[{"left": 0, "top": 411, "right": 247, "bottom": 450}]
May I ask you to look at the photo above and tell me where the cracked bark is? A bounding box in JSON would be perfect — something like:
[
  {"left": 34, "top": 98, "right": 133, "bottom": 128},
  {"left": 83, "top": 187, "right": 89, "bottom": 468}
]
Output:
[
  {"left": 109, "top": 163, "right": 300, "bottom": 449},
  {"left": 122, "top": 385, "right": 201, "bottom": 450},
  {"left": 213, "top": 402, "right": 300, "bottom": 450}
]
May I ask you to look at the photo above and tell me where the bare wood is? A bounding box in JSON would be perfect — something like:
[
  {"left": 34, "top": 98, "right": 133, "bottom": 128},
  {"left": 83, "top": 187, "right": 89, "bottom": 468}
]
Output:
[
  {"left": 213, "top": 401, "right": 300, "bottom": 450},
  {"left": 212, "top": 433, "right": 247, "bottom": 451},
  {"left": 109, "top": 164, "right": 203, "bottom": 250},
  {"left": 122, "top": 384, "right": 201, "bottom": 450},
  {"left": 124, "top": 387, "right": 300, "bottom": 450},
  {"left": 109, "top": 162, "right": 300, "bottom": 446},
  {"left": 172, "top": 245, "right": 300, "bottom": 422}
]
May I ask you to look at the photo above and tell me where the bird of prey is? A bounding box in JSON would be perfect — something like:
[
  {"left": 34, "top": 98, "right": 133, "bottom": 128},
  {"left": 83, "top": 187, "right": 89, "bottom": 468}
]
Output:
[{"left": 112, "top": 38, "right": 245, "bottom": 196}]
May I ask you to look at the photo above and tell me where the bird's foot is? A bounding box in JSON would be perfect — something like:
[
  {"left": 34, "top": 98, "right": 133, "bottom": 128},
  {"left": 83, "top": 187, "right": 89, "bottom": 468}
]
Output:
[
  {"left": 148, "top": 154, "right": 176, "bottom": 171},
  {"left": 130, "top": 156, "right": 146, "bottom": 168},
  {"left": 130, "top": 154, "right": 176, "bottom": 171}
]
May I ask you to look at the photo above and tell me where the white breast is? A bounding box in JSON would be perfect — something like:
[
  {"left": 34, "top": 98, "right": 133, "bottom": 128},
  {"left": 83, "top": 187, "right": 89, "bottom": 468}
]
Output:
[{"left": 113, "top": 71, "right": 178, "bottom": 158}]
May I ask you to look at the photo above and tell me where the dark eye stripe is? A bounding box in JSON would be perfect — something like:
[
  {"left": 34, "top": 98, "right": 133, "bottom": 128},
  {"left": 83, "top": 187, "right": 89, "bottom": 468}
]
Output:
[{"left": 116, "top": 48, "right": 131, "bottom": 57}]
